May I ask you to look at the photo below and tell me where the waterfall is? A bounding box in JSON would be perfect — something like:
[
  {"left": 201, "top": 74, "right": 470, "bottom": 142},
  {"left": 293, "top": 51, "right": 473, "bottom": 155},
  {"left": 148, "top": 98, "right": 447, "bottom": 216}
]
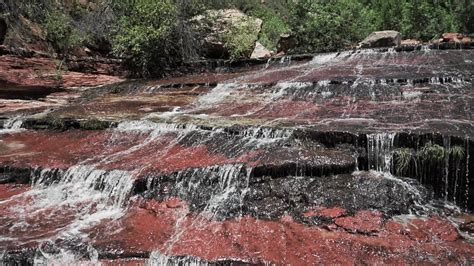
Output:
[
  {"left": 367, "top": 133, "right": 396, "bottom": 173},
  {"left": 147, "top": 163, "right": 250, "bottom": 261},
  {"left": 443, "top": 136, "right": 451, "bottom": 201},
  {"left": 32, "top": 165, "right": 134, "bottom": 207},
  {"left": 239, "top": 126, "right": 293, "bottom": 139},
  {"left": 197, "top": 83, "right": 239, "bottom": 106},
  {"left": 116, "top": 120, "right": 199, "bottom": 133},
  {"left": 151, "top": 163, "right": 248, "bottom": 218},
  {"left": 148, "top": 251, "right": 208, "bottom": 266},
  {"left": 464, "top": 138, "right": 470, "bottom": 210},
  {"left": 1, "top": 117, "right": 24, "bottom": 134},
  {"left": 0, "top": 165, "right": 134, "bottom": 249}
]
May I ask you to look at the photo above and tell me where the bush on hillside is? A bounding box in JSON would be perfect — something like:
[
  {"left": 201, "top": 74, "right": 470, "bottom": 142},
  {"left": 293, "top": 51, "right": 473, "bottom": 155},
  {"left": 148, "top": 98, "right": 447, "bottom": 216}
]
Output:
[
  {"left": 250, "top": 8, "right": 289, "bottom": 51},
  {"left": 112, "top": 0, "right": 181, "bottom": 77},
  {"left": 221, "top": 17, "right": 259, "bottom": 59},
  {"left": 289, "top": 0, "right": 376, "bottom": 53},
  {"left": 44, "top": 9, "right": 82, "bottom": 54}
]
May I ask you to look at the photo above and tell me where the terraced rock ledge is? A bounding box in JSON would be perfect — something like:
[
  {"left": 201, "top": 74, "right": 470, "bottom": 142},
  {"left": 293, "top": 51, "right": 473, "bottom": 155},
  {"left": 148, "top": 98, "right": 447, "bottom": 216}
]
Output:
[{"left": 1, "top": 47, "right": 473, "bottom": 264}]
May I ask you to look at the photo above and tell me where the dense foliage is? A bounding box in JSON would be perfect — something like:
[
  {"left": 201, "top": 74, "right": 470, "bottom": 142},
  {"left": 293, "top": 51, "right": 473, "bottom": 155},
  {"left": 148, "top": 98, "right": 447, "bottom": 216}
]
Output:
[{"left": 1, "top": 0, "right": 472, "bottom": 76}]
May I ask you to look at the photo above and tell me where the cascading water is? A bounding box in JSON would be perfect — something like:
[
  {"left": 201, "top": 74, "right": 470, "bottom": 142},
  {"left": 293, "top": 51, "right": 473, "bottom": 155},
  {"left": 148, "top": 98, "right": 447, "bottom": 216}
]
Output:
[
  {"left": 1, "top": 117, "right": 24, "bottom": 134},
  {"left": 1, "top": 46, "right": 473, "bottom": 264},
  {"left": 148, "top": 251, "right": 209, "bottom": 266},
  {"left": 0, "top": 165, "right": 134, "bottom": 263},
  {"left": 367, "top": 133, "right": 396, "bottom": 173}
]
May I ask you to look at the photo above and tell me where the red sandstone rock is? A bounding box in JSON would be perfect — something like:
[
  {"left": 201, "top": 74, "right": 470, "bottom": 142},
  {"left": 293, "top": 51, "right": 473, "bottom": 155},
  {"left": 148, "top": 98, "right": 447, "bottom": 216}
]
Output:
[
  {"left": 86, "top": 199, "right": 474, "bottom": 264},
  {"left": 461, "top": 37, "right": 473, "bottom": 45},
  {"left": 165, "top": 197, "right": 185, "bottom": 209},
  {"left": 335, "top": 210, "right": 383, "bottom": 234},
  {"left": 304, "top": 207, "right": 347, "bottom": 219},
  {"left": 0, "top": 52, "right": 123, "bottom": 89},
  {"left": 0, "top": 184, "right": 30, "bottom": 200},
  {"left": 442, "top": 33, "right": 464, "bottom": 42},
  {"left": 408, "top": 217, "right": 460, "bottom": 242}
]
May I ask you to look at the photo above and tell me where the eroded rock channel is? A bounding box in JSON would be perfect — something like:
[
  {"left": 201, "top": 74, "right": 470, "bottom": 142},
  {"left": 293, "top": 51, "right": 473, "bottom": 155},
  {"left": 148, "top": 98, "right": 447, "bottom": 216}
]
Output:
[{"left": 1, "top": 47, "right": 473, "bottom": 264}]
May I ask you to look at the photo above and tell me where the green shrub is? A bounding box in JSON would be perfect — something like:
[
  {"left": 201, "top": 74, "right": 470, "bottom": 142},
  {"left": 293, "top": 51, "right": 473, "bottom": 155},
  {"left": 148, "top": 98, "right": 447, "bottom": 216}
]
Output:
[
  {"left": 400, "top": 1, "right": 460, "bottom": 41},
  {"left": 394, "top": 148, "right": 415, "bottom": 175},
  {"left": 221, "top": 18, "right": 259, "bottom": 59},
  {"left": 112, "top": 0, "right": 195, "bottom": 77},
  {"left": 417, "top": 142, "right": 445, "bottom": 163},
  {"left": 250, "top": 8, "right": 289, "bottom": 51},
  {"left": 288, "top": 0, "right": 376, "bottom": 53},
  {"left": 449, "top": 146, "right": 465, "bottom": 159},
  {"left": 44, "top": 9, "right": 82, "bottom": 54}
]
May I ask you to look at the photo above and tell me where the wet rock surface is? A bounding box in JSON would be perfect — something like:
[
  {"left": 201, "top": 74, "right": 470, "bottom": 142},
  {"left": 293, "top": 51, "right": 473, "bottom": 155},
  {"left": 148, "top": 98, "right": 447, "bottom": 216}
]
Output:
[
  {"left": 0, "top": 47, "right": 473, "bottom": 264},
  {"left": 0, "top": 18, "right": 6, "bottom": 45}
]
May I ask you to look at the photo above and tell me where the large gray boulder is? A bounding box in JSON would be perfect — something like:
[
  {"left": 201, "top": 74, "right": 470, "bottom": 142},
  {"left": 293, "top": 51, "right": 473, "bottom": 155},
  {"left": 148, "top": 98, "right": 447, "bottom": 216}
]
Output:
[
  {"left": 360, "top": 31, "right": 401, "bottom": 48},
  {"left": 191, "top": 9, "right": 262, "bottom": 59}
]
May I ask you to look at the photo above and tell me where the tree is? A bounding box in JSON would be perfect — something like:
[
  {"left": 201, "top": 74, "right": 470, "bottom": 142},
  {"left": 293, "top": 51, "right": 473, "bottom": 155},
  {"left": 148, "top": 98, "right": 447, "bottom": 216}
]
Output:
[{"left": 112, "top": 0, "right": 180, "bottom": 76}]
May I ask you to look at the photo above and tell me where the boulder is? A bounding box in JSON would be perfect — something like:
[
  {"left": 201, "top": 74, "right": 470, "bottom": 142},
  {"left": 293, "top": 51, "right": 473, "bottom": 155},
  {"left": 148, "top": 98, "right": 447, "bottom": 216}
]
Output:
[
  {"left": 360, "top": 30, "right": 401, "bottom": 48},
  {"left": 250, "top": 41, "right": 272, "bottom": 59},
  {"left": 437, "top": 32, "right": 472, "bottom": 45},
  {"left": 191, "top": 9, "right": 262, "bottom": 59},
  {"left": 277, "top": 33, "right": 296, "bottom": 54},
  {"left": 0, "top": 18, "right": 7, "bottom": 45},
  {"left": 442, "top": 32, "right": 464, "bottom": 43}
]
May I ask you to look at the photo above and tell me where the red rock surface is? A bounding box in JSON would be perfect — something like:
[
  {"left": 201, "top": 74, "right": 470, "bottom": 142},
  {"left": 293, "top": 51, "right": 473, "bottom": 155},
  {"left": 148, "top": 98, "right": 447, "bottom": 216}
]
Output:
[
  {"left": 334, "top": 210, "right": 383, "bottom": 234},
  {"left": 0, "top": 184, "right": 30, "bottom": 200},
  {"left": 33, "top": 49, "right": 473, "bottom": 138},
  {"left": 304, "top": 207, "right": 347, "bottom": 219},
  {"left": 0, "top": 54, "right": 123, "bottom": 89},
  {"left": 87, "top": 199, "right": 474, "bottom": 264},
  {"left": 0, "top": 128, "right": 352, "bottom": 176},
  {"left": 0, "top": 48, "right": 473, "bottom": 264}
]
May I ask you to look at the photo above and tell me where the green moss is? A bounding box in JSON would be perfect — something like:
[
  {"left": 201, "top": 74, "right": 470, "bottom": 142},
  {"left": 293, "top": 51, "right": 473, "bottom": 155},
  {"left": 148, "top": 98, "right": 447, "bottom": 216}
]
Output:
[
  {"left": 79, "top": 119, "right": 111, "bottom": 130},
  {"left": 43, "top": 116, "right": 66, "bottom": 130}
]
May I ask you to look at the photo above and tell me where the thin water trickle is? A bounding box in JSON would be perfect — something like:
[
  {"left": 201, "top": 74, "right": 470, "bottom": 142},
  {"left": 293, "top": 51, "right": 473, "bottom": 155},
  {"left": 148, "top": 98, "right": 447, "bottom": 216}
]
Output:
[
  {"left": 367, "top": 133, "right": 396, "bottom": 173},
  {"left": 443, "top": 136, "right": 451, "bottom": 201}
]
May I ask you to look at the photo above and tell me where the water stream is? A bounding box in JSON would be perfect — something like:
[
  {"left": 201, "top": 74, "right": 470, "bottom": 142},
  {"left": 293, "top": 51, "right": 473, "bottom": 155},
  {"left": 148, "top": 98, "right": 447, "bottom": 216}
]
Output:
[{"left": 1, "top": 47, "right": 473, "bottom": 263}]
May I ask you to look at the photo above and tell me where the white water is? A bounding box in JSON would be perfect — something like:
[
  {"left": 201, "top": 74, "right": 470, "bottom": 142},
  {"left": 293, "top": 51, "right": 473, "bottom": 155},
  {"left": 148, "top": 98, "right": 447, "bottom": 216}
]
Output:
[
  {"left": 1, "top": 116, "right": 25, "bottom": 134},
  {"left": 0, "top": 165, "right": 134, "bottom": 263},
  {"left": 149, "top": 163, "right": 249, "bottom": 260},
  {"left": 148, "top": 251, "right": 208, "bottom": 266},
  {"left": 197, "top": 83, "right": 240, "bottom": 106},
  {"left": 367, "top": 133, "right": 396, "bottom": 173},
  {"left": 116, "top": 120, "right": 199, "bottom": 133},
  {"left": 239, "top": 126, "right": 293, "bottom": 139}
]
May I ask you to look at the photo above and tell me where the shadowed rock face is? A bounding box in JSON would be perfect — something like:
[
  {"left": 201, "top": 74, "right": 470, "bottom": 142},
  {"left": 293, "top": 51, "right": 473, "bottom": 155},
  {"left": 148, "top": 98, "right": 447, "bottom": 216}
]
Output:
[
  {"left": 0, "top": 18, "right": 6, "bottom": 45},
  {"left": 0, "top": 47, "right": 473, "bottom": 264}
]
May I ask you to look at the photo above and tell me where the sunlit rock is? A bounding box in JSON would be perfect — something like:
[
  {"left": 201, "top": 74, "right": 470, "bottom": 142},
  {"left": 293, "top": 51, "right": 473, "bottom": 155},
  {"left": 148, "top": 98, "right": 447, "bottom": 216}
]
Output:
[
  {"left": 360, "top": 30, "right": 401, "bottom": 48},
  {"left": 191, "top": 9, "right": 262, "bottom": 58},
  {"left": 250, "top": 41, "right": 272, "bottom": 59}
]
